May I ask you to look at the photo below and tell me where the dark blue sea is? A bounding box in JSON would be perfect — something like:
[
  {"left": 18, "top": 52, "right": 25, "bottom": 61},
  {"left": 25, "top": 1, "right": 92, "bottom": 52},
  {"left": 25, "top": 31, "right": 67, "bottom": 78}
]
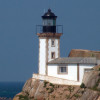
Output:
[{"left": 0, "top": 82, "right": 24, "bottom": 99}]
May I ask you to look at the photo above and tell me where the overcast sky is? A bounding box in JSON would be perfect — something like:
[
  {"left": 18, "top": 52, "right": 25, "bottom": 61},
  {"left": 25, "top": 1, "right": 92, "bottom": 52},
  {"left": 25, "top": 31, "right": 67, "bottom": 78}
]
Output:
[{"left": 0, "top": 0, "right": 100, "bottom": 82}]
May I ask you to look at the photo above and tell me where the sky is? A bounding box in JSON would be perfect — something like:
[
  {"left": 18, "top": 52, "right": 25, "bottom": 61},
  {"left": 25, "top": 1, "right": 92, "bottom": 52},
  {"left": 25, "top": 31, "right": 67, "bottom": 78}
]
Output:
[{"left": 0, "top": 0, "right": 100, "bottom": 82}]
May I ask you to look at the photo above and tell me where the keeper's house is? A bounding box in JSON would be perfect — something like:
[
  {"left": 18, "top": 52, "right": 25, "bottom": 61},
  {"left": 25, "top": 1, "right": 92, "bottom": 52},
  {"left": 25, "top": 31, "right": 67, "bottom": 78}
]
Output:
[{"left": 33, "top": 9, "right": 100, "bottom": 85}]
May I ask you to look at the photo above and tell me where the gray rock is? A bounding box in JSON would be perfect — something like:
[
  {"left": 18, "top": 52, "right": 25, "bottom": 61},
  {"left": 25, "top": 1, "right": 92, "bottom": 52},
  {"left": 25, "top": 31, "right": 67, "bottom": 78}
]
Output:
[
  {"left": 83, "top": 71, "right": 100, "bottom": 88},
  {"left": 80, "top": 89, "right": 99, "bottom": 100}
]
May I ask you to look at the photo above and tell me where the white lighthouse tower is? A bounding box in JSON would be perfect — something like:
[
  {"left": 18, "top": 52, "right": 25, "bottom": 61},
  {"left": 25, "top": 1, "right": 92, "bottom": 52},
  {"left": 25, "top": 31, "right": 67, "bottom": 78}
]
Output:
[{"left": 37, "top": 9, "right": 62, "bottom": 75}]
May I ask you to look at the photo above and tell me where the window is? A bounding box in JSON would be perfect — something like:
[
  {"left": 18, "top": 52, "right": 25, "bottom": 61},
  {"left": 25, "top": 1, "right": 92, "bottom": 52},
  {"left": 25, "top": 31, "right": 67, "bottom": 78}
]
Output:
[
  {"left": 51, "top": 52, "right": 55, "bottom": 59},
  {"left": 58, "top": 66, "right": 68, "bottom": 74},
  {"left": 51, "top": 39, "right": 55, "bottom": 47},
  {"left": 43, "top": 19, "right": 53, "bottom": 26}
]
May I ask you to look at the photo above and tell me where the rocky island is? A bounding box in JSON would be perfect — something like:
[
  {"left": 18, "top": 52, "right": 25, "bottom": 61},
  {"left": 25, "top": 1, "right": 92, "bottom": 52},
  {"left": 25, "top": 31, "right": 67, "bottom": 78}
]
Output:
[{"left": 13, "top": 49, "right": 100, "bottom": 100}]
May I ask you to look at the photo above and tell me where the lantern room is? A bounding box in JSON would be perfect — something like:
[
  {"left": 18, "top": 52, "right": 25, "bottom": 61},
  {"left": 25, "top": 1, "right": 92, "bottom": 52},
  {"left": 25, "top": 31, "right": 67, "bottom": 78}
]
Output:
[{"left": 42, "top": 9, "right": 57, "bottom": 33}]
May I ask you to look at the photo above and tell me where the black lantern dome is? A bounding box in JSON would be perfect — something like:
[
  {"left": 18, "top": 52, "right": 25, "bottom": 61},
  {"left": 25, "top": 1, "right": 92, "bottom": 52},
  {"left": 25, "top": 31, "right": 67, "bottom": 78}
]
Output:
[
  {"left": 42, "top": 9, "right": 57, "bottom": 19},
  {"left": 42, "top": 9, "right": 57, "bottom": 33}
]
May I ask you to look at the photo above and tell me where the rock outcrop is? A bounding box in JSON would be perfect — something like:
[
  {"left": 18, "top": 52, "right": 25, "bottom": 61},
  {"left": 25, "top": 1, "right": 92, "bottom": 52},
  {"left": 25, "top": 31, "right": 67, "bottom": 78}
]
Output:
[
  {"left": 69, "top": 49, "right": 100, "bottom": 59},
  {"left": 83, "top": 65, "right": 100, "bottom": 89},
  {"left": 14, "top": 79, "right": 82, "bottom": 100},
  {"left": 14, "top": 65, "right": 100, "bottom": 100}
]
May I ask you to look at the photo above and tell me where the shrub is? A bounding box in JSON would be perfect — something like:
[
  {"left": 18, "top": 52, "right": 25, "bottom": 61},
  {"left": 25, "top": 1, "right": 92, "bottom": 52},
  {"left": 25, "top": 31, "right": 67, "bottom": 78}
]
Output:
[
  {"left": 80, "top": 83, "right": 86, "bottom": 88},
  {"left": 43, "top": 81, "right": 48, "bottom": 87},
  {"left": 49, "top": 83, "right": 54, "bottom": 88},
  {"left": 46, "top": 88, "right": 49, "bottom": 90}
]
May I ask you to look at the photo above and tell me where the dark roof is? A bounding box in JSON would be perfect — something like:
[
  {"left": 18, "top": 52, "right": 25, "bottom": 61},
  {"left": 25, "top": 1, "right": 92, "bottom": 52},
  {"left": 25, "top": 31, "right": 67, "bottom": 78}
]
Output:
[
  {"left": 48, "top": 57, "right": 97, "bottom": 64},
  {"left": 42, "top": 9, "right": 57, "bottom": 19}
]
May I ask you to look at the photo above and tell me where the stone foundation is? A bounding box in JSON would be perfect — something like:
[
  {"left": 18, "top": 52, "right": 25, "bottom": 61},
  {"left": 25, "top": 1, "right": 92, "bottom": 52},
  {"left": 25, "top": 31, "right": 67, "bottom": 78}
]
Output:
[{"left": 32, "top": 74, "right": 81, "bottom": 85}]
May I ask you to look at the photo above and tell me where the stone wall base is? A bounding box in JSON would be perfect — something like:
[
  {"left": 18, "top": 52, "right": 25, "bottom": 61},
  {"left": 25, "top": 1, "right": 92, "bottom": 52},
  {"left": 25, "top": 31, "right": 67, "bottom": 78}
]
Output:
[{"left": 32, "top": 74, "right": 81, "bottom": 86}]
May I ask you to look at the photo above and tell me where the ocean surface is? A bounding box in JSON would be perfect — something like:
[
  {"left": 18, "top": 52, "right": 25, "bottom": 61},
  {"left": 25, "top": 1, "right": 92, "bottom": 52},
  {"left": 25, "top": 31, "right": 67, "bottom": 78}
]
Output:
[{"left": 0, "top": 82, "right": 24, "bottom": 99}]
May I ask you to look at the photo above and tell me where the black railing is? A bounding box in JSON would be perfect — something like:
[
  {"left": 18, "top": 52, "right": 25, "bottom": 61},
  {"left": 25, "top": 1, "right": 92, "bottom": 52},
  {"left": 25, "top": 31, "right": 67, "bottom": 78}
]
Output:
[{"left": 36, "top": 25, "right": 63, "bottom": 34}]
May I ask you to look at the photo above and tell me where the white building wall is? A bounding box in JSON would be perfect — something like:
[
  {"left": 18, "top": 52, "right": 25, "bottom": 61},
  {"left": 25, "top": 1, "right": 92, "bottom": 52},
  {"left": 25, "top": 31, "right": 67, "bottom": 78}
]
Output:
[
  {"left": 48, "top": 64, "right": 96, "bottom": 82},
  {"left": 68, "top": 64, "right": 77, "bottom": 81},
  {"left": 48, "top": 39, "right": 59, "bottom": 62},
  {"left": 39, "top": 39, "right": 46, "bottom": 75},
  {"left": 48, "top": 64, "right": 77, "bottom": 81},
  {"left": 79, "top": 64, "right": 95, "bottom": 82}
]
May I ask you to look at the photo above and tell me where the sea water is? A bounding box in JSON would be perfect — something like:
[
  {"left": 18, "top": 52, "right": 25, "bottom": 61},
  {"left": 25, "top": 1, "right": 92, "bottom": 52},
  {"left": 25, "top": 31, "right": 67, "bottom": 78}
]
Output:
[{"left": 0, "top": 82, "right": 24, "bottom": 99}]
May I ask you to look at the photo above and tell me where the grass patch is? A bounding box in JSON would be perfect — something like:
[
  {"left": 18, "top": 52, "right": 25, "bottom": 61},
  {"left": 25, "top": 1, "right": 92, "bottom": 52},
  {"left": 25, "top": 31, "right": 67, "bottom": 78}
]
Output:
[{"left": 18, "top": 95, "right": 29, "bottom": 100}]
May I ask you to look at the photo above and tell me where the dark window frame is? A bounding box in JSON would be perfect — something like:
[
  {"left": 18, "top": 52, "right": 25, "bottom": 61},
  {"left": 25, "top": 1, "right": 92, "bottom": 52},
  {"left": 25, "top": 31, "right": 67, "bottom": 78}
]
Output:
[
  {"left": 58, "top": 66, "right": 68, "bottom": 74},
  {"left": 51, "top": 52, "right": 55, "bottom": 59},
  {"left": 51, "top": 39, "right": 55, "bottom": 47}
]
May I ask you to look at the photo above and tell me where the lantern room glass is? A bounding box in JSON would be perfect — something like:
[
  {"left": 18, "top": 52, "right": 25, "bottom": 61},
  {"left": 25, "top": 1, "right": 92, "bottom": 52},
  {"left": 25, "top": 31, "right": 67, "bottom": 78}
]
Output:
[{"left": 43, "top": 19, "right": 56, "bottom": 26}]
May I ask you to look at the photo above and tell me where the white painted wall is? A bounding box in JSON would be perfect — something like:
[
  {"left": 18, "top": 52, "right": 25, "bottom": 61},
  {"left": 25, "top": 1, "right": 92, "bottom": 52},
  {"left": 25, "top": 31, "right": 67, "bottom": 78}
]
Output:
[
  {"left": 48, "top": 39, "right": 59, "bottom": 62},
  {"left": 79, "top": 64, "right": 95, "bottom": 82},
  {"left": 39, "top": 38, "right": 60, "bottom": 75},
  {"left": 48, "top": 64, "right": 78, "bottom": 81},
  {"left": 39, "top": 39, "right": 46, "bottom": 75},
  {"left": 48, "top": 64, "right": 96, "bottom": 82},
  {"left": 68, "top": 64, "right": 77, "bottom": 81}
]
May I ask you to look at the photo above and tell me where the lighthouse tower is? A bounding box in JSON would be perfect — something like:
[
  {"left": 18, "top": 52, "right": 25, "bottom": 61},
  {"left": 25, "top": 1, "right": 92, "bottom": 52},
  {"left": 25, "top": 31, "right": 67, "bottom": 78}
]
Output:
[{"left": 37, "top": 9, "right": 62, "bottom": 75}]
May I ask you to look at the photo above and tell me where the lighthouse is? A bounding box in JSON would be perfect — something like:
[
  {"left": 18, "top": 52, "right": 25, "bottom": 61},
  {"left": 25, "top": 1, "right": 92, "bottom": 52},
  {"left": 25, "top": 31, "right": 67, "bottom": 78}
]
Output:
[
  {"left": 37, "top": 9, "right": 63, "bottom": 75},
  {"left": 33, "top": 9, "right": 98, "bottom": 85}
]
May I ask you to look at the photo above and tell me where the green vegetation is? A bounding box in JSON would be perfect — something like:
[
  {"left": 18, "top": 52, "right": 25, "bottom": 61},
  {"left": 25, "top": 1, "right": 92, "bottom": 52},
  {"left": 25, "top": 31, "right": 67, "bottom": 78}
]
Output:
[
  {"left": 67, "top": 86, "right": 74, "bottom": 94},
  {"left": 43, "top": 81, "right": 49, "bottom": 87},
  {"left": 46, "top": 88, "right": 49, "bottom": 90},
  {"left": 74, "top": 94, "right": 80, "bottom": 98},
  {"left": 49, "top": 83, "right": 54, "bottom": 88},
  {"left": 80, "top": 83, "right": 86, "bottom": 88},
  {"left": 18, "top": 95, "right": 29, "bottom": 100}
]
